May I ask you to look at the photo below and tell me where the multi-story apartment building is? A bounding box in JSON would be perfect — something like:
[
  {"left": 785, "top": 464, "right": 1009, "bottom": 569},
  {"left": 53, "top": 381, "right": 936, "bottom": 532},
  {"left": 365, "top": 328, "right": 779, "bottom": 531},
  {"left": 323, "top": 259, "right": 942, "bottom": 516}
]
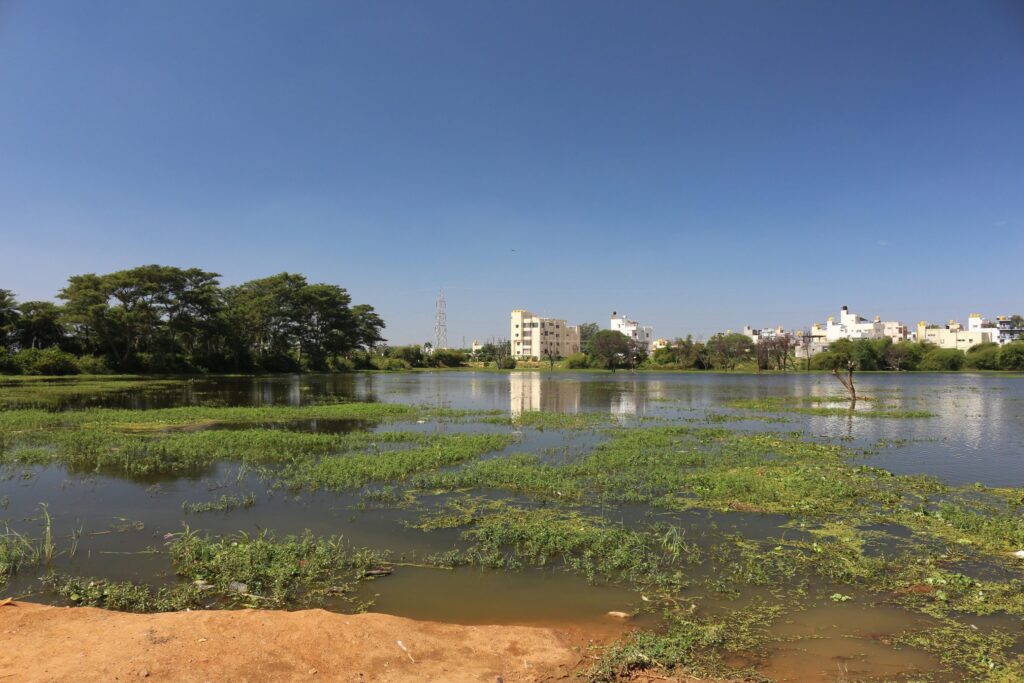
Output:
[
  {"left": 916, "top": 317, "right": 999, "bottom": 350},
  {"left": 968, "top": 313, "right": 1024, "bottom": 345},
  {"left": 610, "top": 312, "right": 654, "bottom": 351},
  {"left": 819, "top": 306, "right": 908, "bottom": 344},
  {"left": 510, "top": 310, "right": 581, "bottom": 359},
  {"left": 994, "top": 316, "right": 1024, "bottom": 345}
]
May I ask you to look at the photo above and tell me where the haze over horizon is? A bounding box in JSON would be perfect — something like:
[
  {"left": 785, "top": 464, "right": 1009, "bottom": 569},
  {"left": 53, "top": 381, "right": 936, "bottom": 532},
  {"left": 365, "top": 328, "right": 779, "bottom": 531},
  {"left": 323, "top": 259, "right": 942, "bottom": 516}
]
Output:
[{"left": 2, "top": 1, "right": 1022, "bottom": 345}]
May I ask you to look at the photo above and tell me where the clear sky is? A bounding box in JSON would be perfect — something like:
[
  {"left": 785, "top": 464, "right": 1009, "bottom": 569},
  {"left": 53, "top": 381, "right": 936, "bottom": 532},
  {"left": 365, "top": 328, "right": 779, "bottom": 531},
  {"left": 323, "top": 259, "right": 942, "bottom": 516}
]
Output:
[{"left": 1, "top": 1, "right": 1022, "bottom": 345}]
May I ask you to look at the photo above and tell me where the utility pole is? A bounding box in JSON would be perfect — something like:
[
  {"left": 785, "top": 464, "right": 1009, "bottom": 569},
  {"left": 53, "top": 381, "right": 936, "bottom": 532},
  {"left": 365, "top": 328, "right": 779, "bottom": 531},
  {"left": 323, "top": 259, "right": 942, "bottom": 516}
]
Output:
[{"left": 434, "top": 289, "right": 448, "bottom": 350}]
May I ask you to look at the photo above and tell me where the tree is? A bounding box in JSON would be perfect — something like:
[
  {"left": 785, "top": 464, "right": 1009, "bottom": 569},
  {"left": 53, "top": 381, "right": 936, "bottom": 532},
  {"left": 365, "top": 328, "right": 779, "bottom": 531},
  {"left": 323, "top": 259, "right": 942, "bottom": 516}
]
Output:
[
  {"left": 997, "top": 342, "right": 1024, "bottom": 371},
  {"left": 797, "top": 334, "right": 816, "bottom": 371},
  {"left": 588, "top": 330, "right": 632, "bottom": 371},
  {"left": 810, "top": 340, "right": 858, "bottom": 400},
  {"left": 0, "top": 289, "right": 21, "bottom": 351},
  {"left": 884, "top": 341, "right": 924, "bottom": 371},
  {"left": 59, "top": 265, "right": 223, "bottom": 371},
  {"left": 919, "top": 348, "right": 966, "bottom": 371},
  {"left": 14, "top": 301, "right": 66, "bottom": 350},
  {"left": 492, "top": 338, "right": 512, "bottom": 369},
  {"left": 295, "top": 283, "right": 355, "bottom": 370},
  {"left": 350, "top": 304, "right": 386, "bottom": 351},
  {"left": 222, "top": 273, "right": 307, "bottom": 369},
  {"left": 965, "top": 342, "right": 1000, "bottom": 370},
  {"left": 707, "top": 333, "right": 752, "bottom": 370},
  {"left": 577, "top": 322, "right": 600, "bottom": 350}
]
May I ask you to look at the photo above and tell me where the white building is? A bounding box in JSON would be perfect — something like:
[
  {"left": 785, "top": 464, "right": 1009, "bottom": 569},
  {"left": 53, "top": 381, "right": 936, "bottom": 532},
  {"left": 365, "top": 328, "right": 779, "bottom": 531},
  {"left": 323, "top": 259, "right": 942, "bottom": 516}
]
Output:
[
  {"left": 610, "top": 312, "right": 654, "bottom": 352},
  {"left": 917, "top": 318, "right": 998, "bottom": 350},
  {"left": 968, "top": 314, "right": 1024, "bottom": 345},
  {"left": 510, "top": 310, "right": 581, "bottom": 359},
  {"left": 820, "top": 306, "right": 908, "bottom": 344},
  {"left": 742, "top": 325, "right": 787, "bottom": 345}
]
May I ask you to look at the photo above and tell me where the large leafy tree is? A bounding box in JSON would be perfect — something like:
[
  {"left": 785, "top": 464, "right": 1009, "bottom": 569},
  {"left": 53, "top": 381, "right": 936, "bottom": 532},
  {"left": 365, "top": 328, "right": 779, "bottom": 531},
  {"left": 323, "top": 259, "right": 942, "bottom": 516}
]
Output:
[
  {"left": 0, "top": 289, "right": 19, "bottom": 351},
  {"left": 222, "top": 273, "right": 307, "bottom": 369},
  {"left": 576, "top": 322, "right": 600, "bottom": 349},
  {"left": 588, "top": 330, "right": 633, "bottom": 371},
  {"left": 296, "top": 283, "right": 354, "bottom": 370},
  {"left": 707, "top": 332, "right": 752, "bottom": 370},
  {"left": 60, "top": 265, "right": 222, "bottom": 370},
  {"left": 14, "top": 301, "right": 66, "bottom": 350},
  {"left": 350, "top": 304, "right": 386, "bottom": 351}
]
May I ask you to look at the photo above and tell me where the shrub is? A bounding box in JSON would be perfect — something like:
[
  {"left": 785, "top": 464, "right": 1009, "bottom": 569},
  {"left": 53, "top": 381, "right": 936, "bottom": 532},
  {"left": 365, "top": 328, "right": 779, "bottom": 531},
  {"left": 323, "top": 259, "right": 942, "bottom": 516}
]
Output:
[
  {"left": 965, "top": 343, "right": 1000, "bottom": 370},
  {"left": 328, "top": 356, "right": 356, "bottom": 372},
  {"left": 997, "top": 342, "right": 1024, "bottom": 371},
  {"left": 0, "top": 350, "right": 19, "bottom": 375},
  {"left": 372, "top": 357, "right": 410, "bottom": 371},
  {"left": 564, "top": 353, "right": 589, "bottom": 369},
  {"left": 14, "top": 347, "right": 80, "bottom": 375},
  {"left": 427, "top": 349, "right": 467, "bottom": 368},
  {"left": 389, "top": 345, "right": 425, "bottom": 367},
  {"left": 918, "top": 348, "right": 965, "bottom": 371},
  {"left": 497, "top": 357, "right": 517, "bottom": 369},
  {"left": 347, "top": 350, "right": 374, "bottom": 370},
  {"left": 74, "top": 355, "right": 112, "bottom": 375}
]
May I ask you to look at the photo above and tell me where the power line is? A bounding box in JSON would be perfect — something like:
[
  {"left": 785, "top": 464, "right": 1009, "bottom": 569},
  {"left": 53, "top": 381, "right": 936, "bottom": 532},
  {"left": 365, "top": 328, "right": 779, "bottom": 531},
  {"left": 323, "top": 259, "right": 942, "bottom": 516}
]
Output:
[{"left": 434, "top": 289, "right": 447, "bottom": 350}]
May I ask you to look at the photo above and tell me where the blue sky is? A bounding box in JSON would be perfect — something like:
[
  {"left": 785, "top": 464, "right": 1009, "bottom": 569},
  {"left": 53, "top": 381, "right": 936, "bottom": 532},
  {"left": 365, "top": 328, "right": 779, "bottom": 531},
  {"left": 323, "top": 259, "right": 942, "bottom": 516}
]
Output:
[{"left": 1, "top": 1, "right": 1022, "bottom": 344}]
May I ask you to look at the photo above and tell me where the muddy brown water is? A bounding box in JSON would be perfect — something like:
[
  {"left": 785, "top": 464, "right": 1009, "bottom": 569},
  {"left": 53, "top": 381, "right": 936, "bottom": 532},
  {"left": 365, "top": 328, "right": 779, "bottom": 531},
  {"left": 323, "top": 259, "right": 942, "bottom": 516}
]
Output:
[{"left": 2, "top": 371, "right": 1023, "bottom": 681}]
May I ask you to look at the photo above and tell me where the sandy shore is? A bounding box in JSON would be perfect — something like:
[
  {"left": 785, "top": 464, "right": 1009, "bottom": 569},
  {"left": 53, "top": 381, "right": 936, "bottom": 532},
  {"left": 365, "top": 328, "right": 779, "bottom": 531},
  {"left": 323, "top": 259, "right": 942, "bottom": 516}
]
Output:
[{"left": 0, "top": 600, "right": 629, "bottom": 682}]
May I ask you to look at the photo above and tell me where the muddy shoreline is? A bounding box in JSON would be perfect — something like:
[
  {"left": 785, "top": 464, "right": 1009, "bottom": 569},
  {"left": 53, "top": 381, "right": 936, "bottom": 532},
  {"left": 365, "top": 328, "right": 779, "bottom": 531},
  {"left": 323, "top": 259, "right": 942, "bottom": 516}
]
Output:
[{"left": 1, "top": 600, "right": 650, "bottom": 682}]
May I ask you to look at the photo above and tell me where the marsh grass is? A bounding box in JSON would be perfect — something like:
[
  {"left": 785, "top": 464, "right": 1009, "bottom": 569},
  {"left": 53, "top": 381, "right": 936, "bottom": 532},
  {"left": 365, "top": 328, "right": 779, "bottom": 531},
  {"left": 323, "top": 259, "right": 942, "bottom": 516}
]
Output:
[
  {"left": 182, "top": 493, "right": 257, "bottom": 513},
  {"left": 724, "top": 396, "right": 934, "bottom": 418}
]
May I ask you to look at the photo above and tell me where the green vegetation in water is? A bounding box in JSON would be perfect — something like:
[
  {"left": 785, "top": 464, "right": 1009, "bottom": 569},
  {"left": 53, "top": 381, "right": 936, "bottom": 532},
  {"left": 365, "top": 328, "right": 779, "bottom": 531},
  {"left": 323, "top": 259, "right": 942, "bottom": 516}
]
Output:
[
  {"left": 45, "top": 529, "right": 390, "bottom": 611},
  {"left": 182, "top": 493, "right": 257, "bottom": 514},
  {"left": 723, "top": 396, "right": 935, "bottom": 418},
  {"left": 0, "top": 402, "right": 509, "bottom": 478}
]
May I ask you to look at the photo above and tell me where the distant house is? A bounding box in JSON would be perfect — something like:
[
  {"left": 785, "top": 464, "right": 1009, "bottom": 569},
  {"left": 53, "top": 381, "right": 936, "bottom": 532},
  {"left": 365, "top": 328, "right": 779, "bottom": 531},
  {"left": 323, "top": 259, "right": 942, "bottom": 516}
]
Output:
[
  {"left": 916, "top": 316, "right": 998, "bottom": 350},
  {"left": 510, "top": 310, "right": 581, "bottom": 359},
  {"left": 610, "top": 312, "right": 654, "bottom": 352}
]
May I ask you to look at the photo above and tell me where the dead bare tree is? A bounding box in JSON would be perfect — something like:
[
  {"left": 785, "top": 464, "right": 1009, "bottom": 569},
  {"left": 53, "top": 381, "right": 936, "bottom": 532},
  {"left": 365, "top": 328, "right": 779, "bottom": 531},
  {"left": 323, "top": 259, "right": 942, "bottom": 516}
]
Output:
[
  {"left": 799, "top": 334, "right": 814, "bottom": 371},
  {"left": 773, "top": 333, "right": 794, "bottom": 371},
  {"left": 832, "top": 359, "right": 857, "bottom": 402},
  {"left": 493, "top": 337, "right": 510, "bottom": 369}
]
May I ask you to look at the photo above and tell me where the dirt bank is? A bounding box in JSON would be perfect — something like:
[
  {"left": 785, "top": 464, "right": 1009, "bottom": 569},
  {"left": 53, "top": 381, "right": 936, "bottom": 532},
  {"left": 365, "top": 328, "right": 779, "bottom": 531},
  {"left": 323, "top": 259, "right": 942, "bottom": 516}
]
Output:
[{"left": 0, "top": 601, "right": 631, "bottom": 682}]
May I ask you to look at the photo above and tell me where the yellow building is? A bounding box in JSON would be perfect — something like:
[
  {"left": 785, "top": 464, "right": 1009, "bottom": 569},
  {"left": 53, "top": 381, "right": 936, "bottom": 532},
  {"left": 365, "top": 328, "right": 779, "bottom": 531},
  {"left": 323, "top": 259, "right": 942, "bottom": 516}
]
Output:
[
  {"left": 916, "top": 319, "right": 998, "bottom": 350},
  {"left": 510, "top": 309, "right": 581, "bottom": 359}
]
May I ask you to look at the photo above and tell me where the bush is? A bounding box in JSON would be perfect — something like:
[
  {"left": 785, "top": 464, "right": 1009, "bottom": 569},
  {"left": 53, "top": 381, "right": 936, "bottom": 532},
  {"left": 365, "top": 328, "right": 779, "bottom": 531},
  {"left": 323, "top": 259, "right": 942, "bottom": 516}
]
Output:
[
  {"left": 14, "top": 347, "right": 80, "bottom": 375},
  {"left": 918, "top": 348, "right": 966, "bottom": 371},
  {"left": 328, "top": 356, "right": 356, "bottom": 372},
  {"left": 74, "top": 355, "right": 112, "bottom": 375},
  {"left": 372, "top": 357, "right": 410, "bottom": 371},
  {"left": 564, "top": 353, "right": 589, "bottom": 369},
  {"left": 0, "top": 350, "right": 19, "bottom": 374},
  {"left": 810, "top": 351, "right": 843, "bottom": 371},
  {"left": 347, "top": 351, "right": 374, "bottom": 370},
  {"left": 497, "top": 357, "right": 517, "bottom": 369},
  {"left": 997, "top": 342, "right": 1024, "bottom": 371},
  {"left": 427, "top": 349, "right": 467, "bottom": 368},
  {"left": 389, "top": 345, "right": 425, "bottom": 367},
  {"left": 965, "top": 343, "right": 1000, "bottom": 370}
]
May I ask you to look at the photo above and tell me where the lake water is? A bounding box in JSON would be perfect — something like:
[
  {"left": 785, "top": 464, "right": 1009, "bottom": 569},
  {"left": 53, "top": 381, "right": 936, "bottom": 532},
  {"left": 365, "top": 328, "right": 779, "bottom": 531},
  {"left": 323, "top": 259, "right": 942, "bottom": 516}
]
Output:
[{"left": 2, "top": 371, "right": 1022, "bottom": 681}]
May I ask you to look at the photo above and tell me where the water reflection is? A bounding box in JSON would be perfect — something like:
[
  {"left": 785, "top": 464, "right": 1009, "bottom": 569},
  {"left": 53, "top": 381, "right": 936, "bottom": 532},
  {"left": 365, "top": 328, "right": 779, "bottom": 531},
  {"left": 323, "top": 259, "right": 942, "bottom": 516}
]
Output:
[{"left": 7, "top": 371, "right": 1023, "bottom": 486}]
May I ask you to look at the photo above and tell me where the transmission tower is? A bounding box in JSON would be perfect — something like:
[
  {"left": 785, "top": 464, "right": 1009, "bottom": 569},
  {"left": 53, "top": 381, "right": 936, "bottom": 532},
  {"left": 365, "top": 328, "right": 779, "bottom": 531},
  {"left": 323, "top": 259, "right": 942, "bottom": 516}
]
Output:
[{"left": 434, "top": 289, "right": 447, "bottom": 350}]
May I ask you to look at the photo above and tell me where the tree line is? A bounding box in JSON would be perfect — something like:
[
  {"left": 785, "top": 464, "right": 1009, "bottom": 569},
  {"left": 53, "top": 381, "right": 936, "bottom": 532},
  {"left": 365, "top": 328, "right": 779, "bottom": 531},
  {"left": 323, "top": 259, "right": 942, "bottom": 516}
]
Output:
[
  {"left": 646, "top": 334, "right": 1024, "bottom": 372},
  {"left": 0, "top": 265, "right": 385, "bottom": 374}
]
